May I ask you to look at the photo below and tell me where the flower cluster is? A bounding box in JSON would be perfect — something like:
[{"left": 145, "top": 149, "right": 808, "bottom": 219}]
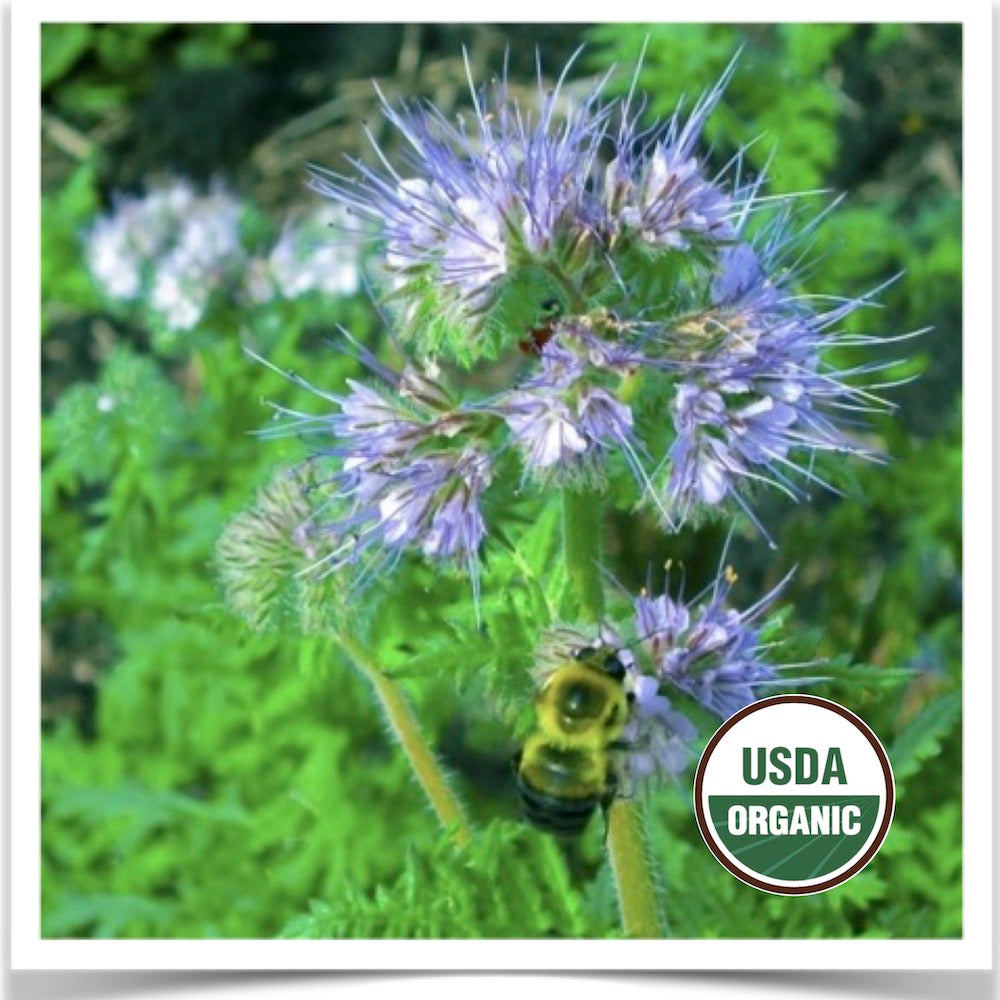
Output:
[
  {"left": 86, "top": 181, "right": 363, "bottom": 332},
  {"left": 655, "top": 215, "right": 895, "bottom": 536},
  {"left": 309, "top": 53, "right": 741, "bottom": 334},
  {"left": 263, "top": 318, "right": 654, "bottom": 587},
  {"left": 632, "top": 565, "right": 808, "bottom": 719},
  {"left": 86, "top": 179, "right": 245, "bottom": 331},
  {"left": 230, "top": 50, "right": 902, "bottom": 810},
  {"left": 627, "top": 563, "right": 829, "bottom": 783},
  {"left": 259, "top": 346, "right": 494, "bottom": 597},
  {"left": 303, "top": 54, "right": 899, "bottom": 546},
  {"left": 244, "top": 205, "right": 361, "bottom": 304}
]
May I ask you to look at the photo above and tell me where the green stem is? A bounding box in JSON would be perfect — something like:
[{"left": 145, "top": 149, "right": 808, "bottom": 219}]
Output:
[
  {"left": 562, "top": 488, "right": 604, "bottom": 621},
  {"left": 335, "top": 631, "right": 473, "bottom": 849},
  {"left": 543, "top": 260, "right": 587, "bottom": 314},
  {"left": 561, "top": 487, "right": 664, "bottom": 938},
  {"left": 607, "top": 798, "right": 662, "bottom": 938}
]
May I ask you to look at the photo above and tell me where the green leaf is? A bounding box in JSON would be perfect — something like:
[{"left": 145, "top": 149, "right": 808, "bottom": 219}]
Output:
[
  {"left": 889, "top": 690, "right": 961, "bottom": 785},
  {"left": 279, "top": 820, "right": 590, "bottom": 938},
  {"left": 41, "top": 24, "right": 93, "bottom": 88}
]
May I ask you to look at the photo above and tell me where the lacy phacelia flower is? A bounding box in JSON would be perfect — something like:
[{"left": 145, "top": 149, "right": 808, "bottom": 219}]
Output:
[
  {"left": 633, "top": 566, "right": 819, "bottom": 720},
  {"left": 493, "top": 320, "right": 646, "bottom": 488},
  {"left": 502, "top": 392, "right": 590, "bottom": 471},
  {"left": 605, "top": 68, "right": 736, "bottom": 250},
  {"left": 85, "top": 180, "right": 245, "bottom": 331},
  {"left": 622, "top": 674, "right": 699, "bottom": 781},
  {"left": 307, "top": 52, "right": 901, "bottom": 534},
  {"left": 308, "top": 52, "right": 741, "bottom": 338},
  {"left": 657, "top": 217, "right": 895, "bottom": 536},
  {"left": 259, "top": 349, "right": 494, "bottom": 595}
]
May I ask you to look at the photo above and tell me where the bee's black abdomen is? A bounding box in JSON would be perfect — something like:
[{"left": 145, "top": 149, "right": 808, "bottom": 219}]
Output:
[{"left": 517, "top": 772, "right": 598, "bottom": 836}]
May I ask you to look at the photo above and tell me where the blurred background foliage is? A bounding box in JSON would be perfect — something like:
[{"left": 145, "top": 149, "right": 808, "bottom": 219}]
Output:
[{"left": 41, "top": 23, "right": 961, "bottom": 939}]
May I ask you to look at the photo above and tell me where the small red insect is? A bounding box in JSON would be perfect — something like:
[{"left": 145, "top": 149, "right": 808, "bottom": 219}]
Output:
[
  {"left": 518, "top": 298, "right": 562, "bottom": 356},
  {"left": 518, "top": 322, "right": 557, "bottom": 356}
]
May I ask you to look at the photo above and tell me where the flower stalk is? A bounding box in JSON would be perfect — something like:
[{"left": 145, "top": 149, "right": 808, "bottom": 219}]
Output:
[
  {"left": 562, "top": 487, "right": 605, "bottom": 621},
  {"left": 561, "top": 487, "right": 664, "bottom": 937},
  {"left": 335, "top": 630, "right": 473, "bottom": 849},
  {"left": 606, "top": 797, "right": 662, "bottom": 938}
]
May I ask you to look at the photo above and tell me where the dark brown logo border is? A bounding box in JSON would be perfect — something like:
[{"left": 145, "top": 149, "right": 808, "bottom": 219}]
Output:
[{"left": 693, "top": 694, "right": 896, "bottom": 896}]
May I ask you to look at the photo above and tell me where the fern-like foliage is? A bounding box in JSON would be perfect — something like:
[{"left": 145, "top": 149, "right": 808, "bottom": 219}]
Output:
[{"left": 279, "top": 820, "right": 590, "bottom": 939}]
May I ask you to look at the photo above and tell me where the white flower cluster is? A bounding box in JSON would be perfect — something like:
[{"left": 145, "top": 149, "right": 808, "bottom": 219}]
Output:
[
  {"left": 243, "top": 205, "right": 360, "bottom": 305},
  {"left": 86, "top": 182, "right": 362, "bottom": 333},
  {"left": 85, "top": 180, "right": 245, "bottom": 331}
]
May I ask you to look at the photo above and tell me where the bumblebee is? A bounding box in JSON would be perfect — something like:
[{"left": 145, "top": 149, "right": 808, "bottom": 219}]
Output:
[{"left": 516, "top": 645, "right": 632, "bottom": 836}]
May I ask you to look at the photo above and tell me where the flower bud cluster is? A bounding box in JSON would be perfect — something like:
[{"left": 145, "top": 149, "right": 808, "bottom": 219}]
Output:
[{"left": 262, "top": 349, "right": 495, "bottom": 597}]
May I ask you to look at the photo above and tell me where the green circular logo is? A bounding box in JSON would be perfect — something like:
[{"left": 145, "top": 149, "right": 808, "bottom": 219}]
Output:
[{"left": 694, "top": 695, "right": 895, "bottom": 895}]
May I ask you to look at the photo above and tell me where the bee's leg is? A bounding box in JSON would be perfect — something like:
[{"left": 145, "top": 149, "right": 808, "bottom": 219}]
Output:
[
  {"left": 604, "top": 746, "right": 635, "bottom": 802},
  {"left": 618, "top": 770, "right": 636, "bottom": 803}
]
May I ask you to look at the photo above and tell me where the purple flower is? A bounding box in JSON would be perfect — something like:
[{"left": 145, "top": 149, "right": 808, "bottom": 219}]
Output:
[
  {"left": 622, "top": 674, "right": 699, "bottom": 781},
  {"left": 308, "top": 53, "right": 607, "bottom": 315},
  {"left": 578, "top": 387, "right": 634, "bottom": 448},
  {"left": 657, "top": 224, "right": 894, "bottom": 537},
  {"left": 291, "top": 50, "right": 903, "bottom": 548},
  {"left": 358, "top": 446, "right": 492, "bottom": 560},
  {"left": 633, "top": 566, "right": 819, "bottom": 720},
  {"left": 332, "top": 378, "right": 433, "bottom": 461},
  {"left": 255, "top": 348, "right": 493, "bottom": 592},
  {"left": 710, "top": 243, "right": 772, "bottom": 305},
  {"left": 605, "top": 58, "right": 739, "bottom": 250},
  {"left": 609, "top": 140, "right": 733, "bottom": 251},
  {"left": 502, "top": 392, "right": 590, "bottom": 471},
  {"left": 496, "top": 323, "right": 640, "bottom": 484},
  {"left": 309, "top": 52, "right": 743, "bottom": 327},
  {"left": 530, "top": 559, "right": 819, "bottom": 786}
]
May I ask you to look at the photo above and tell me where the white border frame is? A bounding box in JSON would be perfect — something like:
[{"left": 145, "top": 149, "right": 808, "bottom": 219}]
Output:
[{"left": 10, "top": 1, "right": 995, "bottom": 972}]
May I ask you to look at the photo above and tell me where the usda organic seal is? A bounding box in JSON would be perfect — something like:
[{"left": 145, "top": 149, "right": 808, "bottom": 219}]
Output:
[{"left": 693, "top": 695, "right": 895, "bottom": 895}]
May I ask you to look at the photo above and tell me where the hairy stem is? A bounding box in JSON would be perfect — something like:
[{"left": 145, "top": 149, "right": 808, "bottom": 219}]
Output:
[
  {"left": 607, "top": 798, "right": 663, "bottom": 938},
  {"left": 336, "top": 631, "right": 473, "bottom": 848},
  {"left": 562, "top": 488, "right": 664, "bottom": 938}
]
